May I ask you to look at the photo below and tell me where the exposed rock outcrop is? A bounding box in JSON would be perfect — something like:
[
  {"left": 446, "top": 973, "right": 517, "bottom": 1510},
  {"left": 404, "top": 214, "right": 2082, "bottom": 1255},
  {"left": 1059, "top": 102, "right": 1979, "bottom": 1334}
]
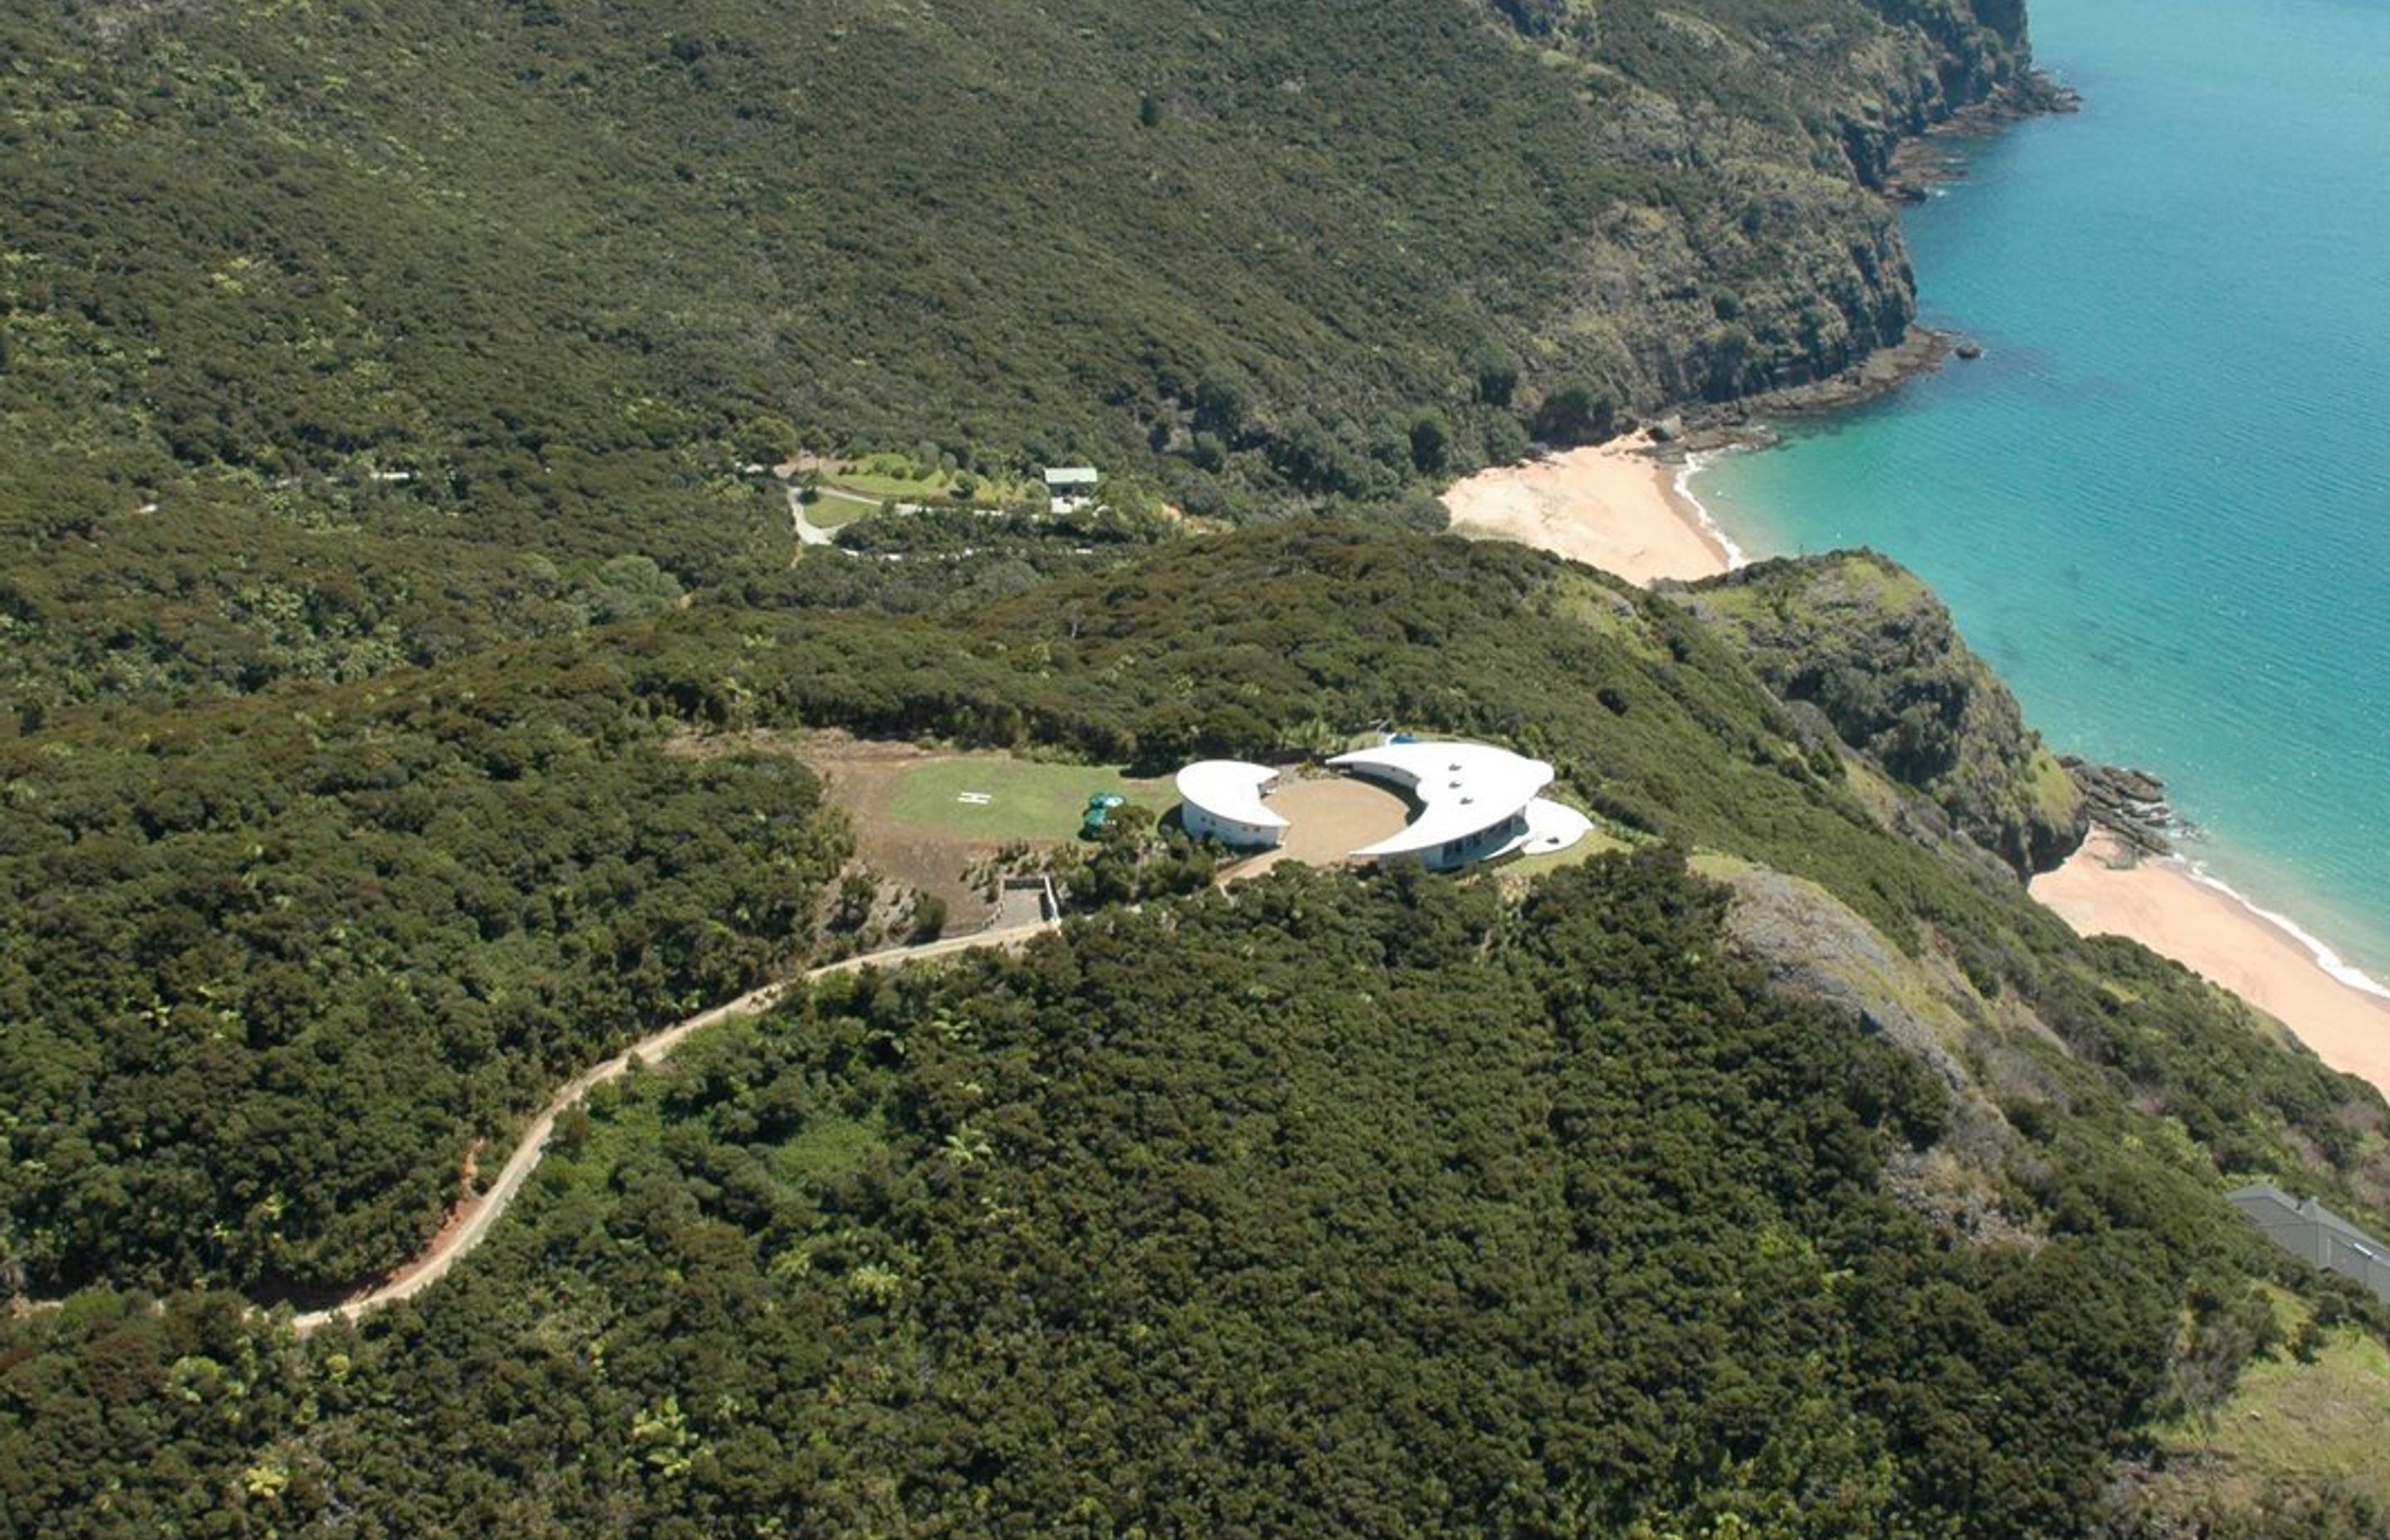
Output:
[
  {"left": 1678, "top": 551, "right": 2088, "bottom": 876},
  {"left": 2066, "top": 758, "right": 2177, "bottom": 855},
  {"left": 1710, "top": 859, "right": 2039, "bottom": 1245}
]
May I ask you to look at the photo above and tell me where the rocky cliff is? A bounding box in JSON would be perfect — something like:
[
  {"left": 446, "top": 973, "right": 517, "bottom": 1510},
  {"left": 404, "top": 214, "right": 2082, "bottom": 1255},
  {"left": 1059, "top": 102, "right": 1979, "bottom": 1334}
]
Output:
[
  {"left": 1679, "top": 550, "right": 2088, "bottom": 876},
  {"left": 1475, "top": 0, "right": 2046, "bottom": 415}
]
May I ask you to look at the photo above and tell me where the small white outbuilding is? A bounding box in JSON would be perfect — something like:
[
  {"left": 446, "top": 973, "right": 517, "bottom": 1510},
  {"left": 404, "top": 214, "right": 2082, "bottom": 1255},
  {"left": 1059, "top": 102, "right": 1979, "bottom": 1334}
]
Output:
[{"left": 1043, "top": 465, "right": 1100, "bottom": 514}]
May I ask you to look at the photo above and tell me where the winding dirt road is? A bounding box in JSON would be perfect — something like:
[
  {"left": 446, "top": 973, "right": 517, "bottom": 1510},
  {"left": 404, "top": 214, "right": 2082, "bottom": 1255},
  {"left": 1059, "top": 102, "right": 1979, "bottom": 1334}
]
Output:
[{"left": 291, "top": 921, "right": 1057, "bottom": 1335}]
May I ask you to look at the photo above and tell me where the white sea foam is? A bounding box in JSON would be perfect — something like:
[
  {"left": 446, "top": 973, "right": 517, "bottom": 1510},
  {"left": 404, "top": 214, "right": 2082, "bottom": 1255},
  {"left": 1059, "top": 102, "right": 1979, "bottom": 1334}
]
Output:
[
  {"left": 2170, "top": 852, "right": 2390, "bottom": 1004},
  {"left": 1672, "top": 452, "right": 1750, "bottom": 569}
]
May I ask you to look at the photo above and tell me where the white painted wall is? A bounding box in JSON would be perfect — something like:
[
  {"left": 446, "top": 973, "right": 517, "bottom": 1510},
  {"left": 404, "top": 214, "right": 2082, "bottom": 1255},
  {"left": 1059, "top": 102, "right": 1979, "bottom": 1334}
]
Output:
[{"left": 1182, "top": 803, "right": 1284, "bottom": 850}]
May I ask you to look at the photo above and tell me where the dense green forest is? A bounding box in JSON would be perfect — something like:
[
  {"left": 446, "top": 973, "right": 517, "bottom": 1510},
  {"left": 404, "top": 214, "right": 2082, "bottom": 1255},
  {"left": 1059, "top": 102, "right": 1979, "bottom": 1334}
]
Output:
[
  {"left": 0, "top": 666, "right": 850, "bottom": 1293},
  {"left": 3, "top": 859, "right": 2383, "bottom": 1537},
  {"left": 1, "top": 0, "right": 2032, "bottom": 713},
  {"left": 8, "top": 527, "right": 2390, "bottom": 1537},
  {"left": 7, "top": 0, "right": 2390, "bottom": 1533}
]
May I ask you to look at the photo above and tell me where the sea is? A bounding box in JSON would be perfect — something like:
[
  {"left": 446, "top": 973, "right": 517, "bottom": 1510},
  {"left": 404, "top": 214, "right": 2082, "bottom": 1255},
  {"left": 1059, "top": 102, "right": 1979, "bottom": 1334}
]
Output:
[{"left": 1688, "top": 0, "right": 2390, "bottom": 990}]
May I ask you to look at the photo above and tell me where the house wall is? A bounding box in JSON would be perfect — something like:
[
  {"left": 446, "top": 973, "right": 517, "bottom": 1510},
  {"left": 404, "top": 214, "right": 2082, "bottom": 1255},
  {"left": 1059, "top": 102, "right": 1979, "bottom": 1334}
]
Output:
[
  {"left": 2322, "top": 1231, "right": 2390, "bottom": 1302},
  {"left": 1419, "top": 808, "right": 1529, "bottom": 870},
  {"left": 1182, "top": 803, "right": 1283, "bottom": 850}
]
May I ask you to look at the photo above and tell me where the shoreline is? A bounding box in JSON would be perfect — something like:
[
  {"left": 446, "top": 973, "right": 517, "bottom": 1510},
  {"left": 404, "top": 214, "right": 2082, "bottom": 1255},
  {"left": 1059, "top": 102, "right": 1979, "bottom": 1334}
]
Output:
[
  {"left": 1448, "top": 422, "right": 2390, "bottom": 1108},
  {"left": 2033, "top": 832, "right": 2390, "bottom": 1103},
  {"left": 1885, "top": 69, "right": 2083, "bottom": 204},
  {"left": 1438, "top": 58, "right": 2390, "bottom": 1104},
  {"left": 1442, "top": 433, "right": 1738, "bottom": 587}
]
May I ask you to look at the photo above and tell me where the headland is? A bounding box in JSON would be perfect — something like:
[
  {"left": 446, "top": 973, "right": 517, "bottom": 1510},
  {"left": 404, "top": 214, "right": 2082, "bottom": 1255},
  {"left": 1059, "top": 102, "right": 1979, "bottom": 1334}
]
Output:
[{"left": 1444, "top": 370, "right": 2390, "bottom": 1108}]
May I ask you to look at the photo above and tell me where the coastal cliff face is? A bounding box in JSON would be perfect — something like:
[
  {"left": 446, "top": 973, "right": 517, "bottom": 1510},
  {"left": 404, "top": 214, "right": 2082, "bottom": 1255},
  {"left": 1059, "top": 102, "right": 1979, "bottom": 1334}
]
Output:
[
  {"left": 1475, "top": 0, "right": 2036, "bottom": 409},
  {"left": 1680, "top": 550, "right": 2088, "bottom": 876}
]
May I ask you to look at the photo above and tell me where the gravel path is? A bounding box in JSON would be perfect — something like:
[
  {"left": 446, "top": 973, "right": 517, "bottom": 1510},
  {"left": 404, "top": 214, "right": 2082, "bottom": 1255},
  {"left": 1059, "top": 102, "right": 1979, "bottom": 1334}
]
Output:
[{"left": 291, "top": 922, "right": 1056, "bottom": 1334}]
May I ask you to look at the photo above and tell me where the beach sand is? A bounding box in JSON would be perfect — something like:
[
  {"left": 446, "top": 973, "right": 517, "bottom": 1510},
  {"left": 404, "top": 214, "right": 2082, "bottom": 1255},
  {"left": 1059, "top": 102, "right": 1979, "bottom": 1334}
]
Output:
[
  {"left": 1443, "top": 436, "right": 1733, "bottom": 586},
  {"left": 2033, "top": 831, "right": 2390, "bottom": 1102},
  {"left": 1451, "top": 439, "right": 2390, "bottom": 1104}
]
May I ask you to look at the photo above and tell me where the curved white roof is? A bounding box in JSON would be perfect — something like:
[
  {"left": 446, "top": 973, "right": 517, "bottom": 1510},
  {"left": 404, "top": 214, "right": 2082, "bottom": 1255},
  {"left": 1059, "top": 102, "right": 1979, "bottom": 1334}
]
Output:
[
  {"left": 1174, "top": 760, "right": 1289, "bottom": 830},
  {"left": 1328, "top": 740, "right": 1554, "bottom": 858},
  {"left": 1504, "top": 797, "right": 1594, "bottom": 860}
]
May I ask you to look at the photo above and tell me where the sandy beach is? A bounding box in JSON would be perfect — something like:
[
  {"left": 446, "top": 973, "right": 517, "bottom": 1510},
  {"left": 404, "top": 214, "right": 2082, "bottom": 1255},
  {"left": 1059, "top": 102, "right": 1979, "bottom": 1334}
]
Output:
[
  {"left": 2033, "top": 831, "right": 2390, "bottom": 1102},
  {"left": 1450, "top": 438, "right": 2390, "bottom": 1105},
  {"left": 1443, "top": 436, "right": 1734, "bottom": 586}
]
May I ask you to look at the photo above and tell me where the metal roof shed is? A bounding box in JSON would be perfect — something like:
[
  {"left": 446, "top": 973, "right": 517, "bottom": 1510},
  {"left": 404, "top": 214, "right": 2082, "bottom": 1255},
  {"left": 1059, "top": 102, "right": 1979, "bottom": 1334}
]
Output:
[{"left": 2227, "top": 1182, "right": 2390, "bottom": 1302}]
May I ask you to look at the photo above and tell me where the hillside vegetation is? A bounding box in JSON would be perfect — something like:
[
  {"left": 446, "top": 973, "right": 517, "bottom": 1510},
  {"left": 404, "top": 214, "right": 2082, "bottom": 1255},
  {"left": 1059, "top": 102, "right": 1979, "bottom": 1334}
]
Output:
[
  {"left": 2, "top": 0, "right": 2030, "bottom": 713},
  {"left": 1680, "top": 550, "right": 2087, "bottom": 875},
  {"left": 5, "top": 524, "right": 2388, "bottom": 1533},
  {"left": 0, "top": 673, "right": 851, "bottom": 1294},
  {"left": 0, "top": 860, "right": 2227, "bottom": 1535},
  {"left": 9, "top": 1, "right": 2390, "bottom": 1533},
  {"left": 5, "top": 850, "right": 2386, "bottom": 1537},
  {"left": 11, "top": 526, "right": 2388, "bottom": 1283}
]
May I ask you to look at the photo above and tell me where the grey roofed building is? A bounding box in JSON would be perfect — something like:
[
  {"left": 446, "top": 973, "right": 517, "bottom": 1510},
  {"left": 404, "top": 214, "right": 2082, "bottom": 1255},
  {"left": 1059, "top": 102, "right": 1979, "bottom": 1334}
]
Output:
[
  {"left": 2227, "top": 1182, "right": 2390, "bottom": 1303},
  {"left": 1042, "top": 465, "right": 1099, "bottom": 513}
]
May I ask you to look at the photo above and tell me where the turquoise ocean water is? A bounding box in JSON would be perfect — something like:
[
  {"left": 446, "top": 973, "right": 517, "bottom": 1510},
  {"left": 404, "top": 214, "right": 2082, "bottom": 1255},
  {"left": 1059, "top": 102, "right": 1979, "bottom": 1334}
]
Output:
[{"left": 1691, "top": 0, "right": 2390, "bottom": 985}]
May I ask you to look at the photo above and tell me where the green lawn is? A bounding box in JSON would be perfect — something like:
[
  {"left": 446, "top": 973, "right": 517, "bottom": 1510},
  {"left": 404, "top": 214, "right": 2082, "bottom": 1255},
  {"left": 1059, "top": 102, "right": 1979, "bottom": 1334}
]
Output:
[
  {"left": 829, "top": 469, "right": 950, "bottom": 500},
  {"left": 1501, "top": 824, "right": 1632, "bottom": 880},
  {"left": 821, "top": 457, "right": 1038, "bottom": 509},
  {"left": 2158, "top": 1320, "right": 2390, "bottom": 1504},
  {"left": 802, "top": 488, "right": 880, "bottom": 528},
  {"left": 890, "top": 756, "right": 1173, "bottom": 841}
]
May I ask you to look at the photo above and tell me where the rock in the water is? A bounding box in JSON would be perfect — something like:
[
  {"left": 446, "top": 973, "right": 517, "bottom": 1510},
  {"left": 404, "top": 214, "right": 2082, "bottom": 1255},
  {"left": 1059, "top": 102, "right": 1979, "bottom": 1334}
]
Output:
[{"left": 1955, "top": 341, "right": 1983, "bottom": 360}]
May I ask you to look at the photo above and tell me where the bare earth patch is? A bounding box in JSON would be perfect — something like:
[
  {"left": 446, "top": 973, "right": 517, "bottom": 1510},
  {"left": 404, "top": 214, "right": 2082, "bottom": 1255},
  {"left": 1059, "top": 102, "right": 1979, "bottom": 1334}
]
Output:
[
  {"left": 1229, "top": 775, "right": 1413, "bottom": 878},
  {"left": 795, "top": 737, "right": 994, "bottom": 928}
]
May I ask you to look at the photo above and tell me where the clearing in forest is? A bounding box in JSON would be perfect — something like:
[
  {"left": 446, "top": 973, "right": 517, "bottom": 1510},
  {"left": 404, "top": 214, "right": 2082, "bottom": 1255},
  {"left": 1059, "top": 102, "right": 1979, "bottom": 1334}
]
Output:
[
  {"left": 887, "top": 757, "right": 1172, "bottom": 841},
  {"left": 805, "top": 736, "right": 1168, "bottom": 927}
]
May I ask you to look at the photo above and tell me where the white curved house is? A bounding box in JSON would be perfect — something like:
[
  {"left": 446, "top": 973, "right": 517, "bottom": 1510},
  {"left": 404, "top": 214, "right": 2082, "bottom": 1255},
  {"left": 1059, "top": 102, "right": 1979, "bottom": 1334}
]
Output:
[
  {"left": 1174, "top": 759, "right": 1290, "bottom": 849},
  {"left": 1328, "top": 740, "right": 1586, "bottom": 870}
]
